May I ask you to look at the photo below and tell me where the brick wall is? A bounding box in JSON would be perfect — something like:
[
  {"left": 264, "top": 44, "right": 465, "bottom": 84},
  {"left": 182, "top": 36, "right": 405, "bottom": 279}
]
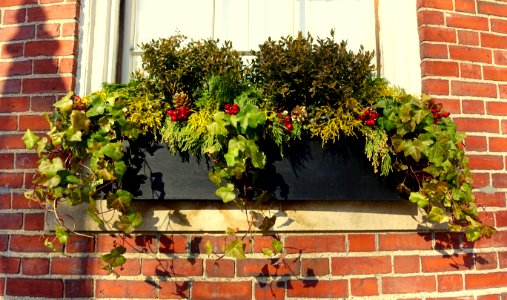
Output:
[{"left": 0, "top": 0, "right": 506, "bottom": 299}]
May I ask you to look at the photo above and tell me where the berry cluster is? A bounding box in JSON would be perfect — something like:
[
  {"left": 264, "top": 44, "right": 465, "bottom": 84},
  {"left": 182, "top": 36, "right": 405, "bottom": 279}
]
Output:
[
  {"left": 167, "top": 107, "right": 191, "bottom": 122},
  {"left": 278, "top": 113, "right": 293, "bottom": 132},
  {"left": 224, "top": 103, "right": 240, "bottom": 115},
  {"left": 358, "top": 108, "right": 379, "bottom": 126},
  {"left": 430, "top": 106, "right": 450, "bottom": 124}
]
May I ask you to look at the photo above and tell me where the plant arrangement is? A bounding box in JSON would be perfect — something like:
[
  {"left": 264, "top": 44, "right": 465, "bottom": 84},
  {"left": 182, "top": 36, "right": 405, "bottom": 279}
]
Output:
[{"left": 22, "top": 33, "right": 495, "bottom": 272}]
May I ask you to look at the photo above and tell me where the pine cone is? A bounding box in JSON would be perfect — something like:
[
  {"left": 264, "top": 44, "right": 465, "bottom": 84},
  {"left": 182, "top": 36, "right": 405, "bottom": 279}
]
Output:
[
  {"left": 291, "top": 105, "right": 307, "bottom": 122},
  {"left": 173, "top": 92, "right": 192, "bottom": 109}
]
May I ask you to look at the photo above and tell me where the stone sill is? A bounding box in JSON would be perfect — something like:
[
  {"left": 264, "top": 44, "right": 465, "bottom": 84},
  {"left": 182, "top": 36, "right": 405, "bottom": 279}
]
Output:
[{"left": 47, "top": 199, "right": 446, "bottom": 233}]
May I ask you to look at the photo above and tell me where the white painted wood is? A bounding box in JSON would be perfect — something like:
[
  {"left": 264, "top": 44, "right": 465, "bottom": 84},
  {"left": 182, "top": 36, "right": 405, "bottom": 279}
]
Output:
[{"left": 76, "top": 0, "right": 121, "bottom": 95}]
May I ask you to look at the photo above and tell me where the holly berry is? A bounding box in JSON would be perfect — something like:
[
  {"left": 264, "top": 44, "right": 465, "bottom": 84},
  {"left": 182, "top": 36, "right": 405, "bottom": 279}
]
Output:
[
  {"left": 277, "top": 111, "right": 294, "bottom": 133},
  {"left": 358, "top": 108, "right": 379, "bottom": 127},
  {"left": 167, "top": 107, "right": 192, "bottom": 122},
  {"left": 430, "top": 104, "right": 450, "bottom": 123},
  {"left": 225, "top": 103, "right": 240, "bottom": 115}
]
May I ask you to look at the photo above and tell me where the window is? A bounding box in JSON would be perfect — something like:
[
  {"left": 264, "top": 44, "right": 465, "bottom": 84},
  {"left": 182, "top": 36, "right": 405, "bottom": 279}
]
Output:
[{"left": 77, "top": 0, "right": 421, "bottom": 95}]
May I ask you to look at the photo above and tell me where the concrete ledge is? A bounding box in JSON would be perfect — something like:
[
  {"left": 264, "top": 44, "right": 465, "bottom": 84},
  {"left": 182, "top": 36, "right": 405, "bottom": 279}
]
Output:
[{"left": 47, "top": 199, "right": 447, "bottom": 232}]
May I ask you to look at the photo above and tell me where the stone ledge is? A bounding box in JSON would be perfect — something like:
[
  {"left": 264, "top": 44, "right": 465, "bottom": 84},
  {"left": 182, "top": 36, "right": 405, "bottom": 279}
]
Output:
[{"left": 47, "top": 199, "right": 447, "bottom": 232}]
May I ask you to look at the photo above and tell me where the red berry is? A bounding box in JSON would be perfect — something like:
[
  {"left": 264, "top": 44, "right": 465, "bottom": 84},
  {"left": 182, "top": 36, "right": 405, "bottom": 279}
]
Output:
[
  {"left": 364, "top": 109, "right": 370, "bottom": 116},
  {"left": 365, "top": 119, "right": 375, "bottom": 126},
  {"left": 224, "top": 104, "right": 231, "bottom": 110},
  {"left": 286, "top": 123, "right": 293, "bottom": 131},
  {"left": 284, "top": 115, "right": 291, "bottom": 122},
  {"left": 171, "top": 115, "right": 177, "bottom": 121},
  {"left": 443, "top": 112, "right": 450, "bottom": 117}
]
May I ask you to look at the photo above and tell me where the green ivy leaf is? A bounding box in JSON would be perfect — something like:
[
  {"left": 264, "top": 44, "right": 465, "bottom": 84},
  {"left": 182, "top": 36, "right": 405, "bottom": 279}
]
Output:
[
  {"left": 107, "top": 189, "right": 132, "bottom": 213},
  {"left": 262, "top": 247, "right": 274, "bottom": 257},
  {"left": 114, "top": 161, "right": 127, "bottom": 177},
  {"left": 71, "top": 110, "right": 91, "bottom": 131},
  {"left": 44, "top": 238, "right": 58, "bottom": 252},
  {"left": 216, "top": 183, "right": 236, "bottom": 203},
  {"left": 22, "top": 129, "right": 40, "bottom": 149},
  {"left": 102, "top": 245, "right": 127, "bottom": 271},
  {"left": 36, "top": 137, "right": 48, "bottom": 156},
  {"left": 409, "top": 192, "right": 429, "bottom": 208},
  {"left": 53, "top": 92, "right": 74, "bottom": 113},
  {"left": 225, "top": 240, "right": 246, "bottom": 259},
  {"left": 272, "top": 239, "right": 283, "bottom": 254},
  {"left": 55, "top": 226, "right": 69, "bottom": 244},
  {"left": 99, "top": 142, "right": 124, "bottom": 161},
  {"left": 118, "top": 211, "right": 142, "bottom": 233},
  {"left": 427, "top": 206, "right": 450, "bottom": 223},
  {"left": 204, "top": 240, "right": 213, "bottom": 257}
]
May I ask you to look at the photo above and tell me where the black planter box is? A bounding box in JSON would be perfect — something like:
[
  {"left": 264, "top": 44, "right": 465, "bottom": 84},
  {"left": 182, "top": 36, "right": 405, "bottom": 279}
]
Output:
[{"left": 122, "top": 138, "right": 402, "bottom": 201}]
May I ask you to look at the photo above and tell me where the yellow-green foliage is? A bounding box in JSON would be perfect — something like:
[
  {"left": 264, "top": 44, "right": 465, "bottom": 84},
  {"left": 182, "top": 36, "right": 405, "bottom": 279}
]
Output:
[
  {"left": 363, "top": 127, "right": 392, "bottom": 176},
  {"left": 125, "top": 93, "right": 165, "bottom": 135},
  {"left": 309, "top": 98, "right": 363, "bottom": 144}
]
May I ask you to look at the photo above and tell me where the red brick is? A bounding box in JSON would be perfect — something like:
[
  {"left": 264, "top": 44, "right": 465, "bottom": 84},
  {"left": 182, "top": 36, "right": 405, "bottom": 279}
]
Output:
[
  {"left": 252, "top": 235, "right": 279, "bottom": 253},
  {"left": 237, "top": 258, "right": 300, "bottom": 277},
  {"left": 287, "top": 280, "right": 348, "bottom": 298},
  {"left": 65, "top": 279, "right": 94, "bottom": 298},
  {"left": 434, "top": 232, "right": 461, "bottom": 250},
  {"left": 301, "top": 258, "right": 329, "bottom": 276},
  {"left": 10, "top": 234, "right": 63, "bottom": 252},
  {"left": 36, "top": 23, "right": 60, "bottom": 39},
  {"left": 65, "top": 235, "right": 95, "bottom": 253},
  {"left": 422, "top": 79, "right": 449, "bottom": 95},
  {"left": 457, "top": 30, "right": 479, "bottom": 46},
  {"left": 0, "top": 0, "right": 37, "bottom": 5},
  {"left": 482, "top": 33, "right": 507, "bottom": 49},
  {"left": 0, "top": 213, "right": 22, "bottom": 229},
  {"left": 503, "top": 119, "right": 507, "bottom": 134},
  {"left": 421, "top": 254, "right": 474, "bottom": 272},
  {"left": 190, "top": 235, "right": 251, "bottom": 254},
  {"left": 472, "top": 173, "right": 490, "bottom": 188},
  {"left": 25, "top": 40, "right": 76, "bottom": 57},
  {"left": 332, "top": 256, "right": 391, "bottom": 275},
  {"left": 418, "top": 0, "right": 453, "bottom": 10},
  {"left": 1, "top": 42, "right": 23, "bottom": 59},
  {"left": 348, "top": 233, "right": 375, "bottom": 252},
  {"left": 34, "top": 59, "right": 58, "bottom": 74},
  {"left": 419, "top": 27, "right": 456, "bottom": 43},
  {"left": 205, "top": 259, "right": 235, "bottom": 277},
  {"left": 468, "top": 155, "right": 504, "bottom": 170},
  {"left": 0, "top": 79, "right": 21, "bottom": 94},
  {"left": 159, "top": 234, "right": 187, "bottom": 253},
  {"left": 465, "top": 135, "right": 487, "bottom": 151},
  {"left": 417, "top": 10, "right": 444, "bottom": 26},
  {"left": 255, "top": 281, "right": 285, "bottom": 300},
  {"left": 474, "top": 192, "right": 505, "bottom": 207},
  {"left": 62, "top": 22, "right": 78, "bottom": 37},
  {"left": 421, "top": 61, "right": 459, "bottom": 77},
  {"left": 0, "top": 25, "right": 34, "bottom": 42},
  {"left": 0, "top": 194, "right": 11, "bottom": 209},
  {"left": 0, "top": 60, "right": 32, "bottom": 76},
  {"left": 3, "top": 8, "right": 26, "bottom": 24},
  {"left": 394, "top": 255, "right": 420, "bottom": 273},
  {"left": 142, "top": 258, "right": 203, "bottom": 277},
  {"left": 475, "top": 252, "right": 498, "bottom": 270},
  {"left": 96, "top": 280, "right": 156, "bottom": 298},
  {"left": 449, "top": 46, "right": 492, "bottom": 64},
  {"left": 462, "top": 99, "right": 484, "bottom": 114},
  {"left": 494, "top": 50, "right": 507, "bottom": 66},
  {"left": 24, "top": 213, "right": 45, "bottom": 231},
  {"left": 483, "top": 66, "right": 507, "bottom": 81},
  {"left": 382, "top": 276, "right": 436, "bottom": 294},
  {"left": 12, "top": 192, "right": 42, "bottom": 209},
  {"left": 436, "top": 98, "right": 461, "bottom": 113},
  {"left": 22, "top": 77, "right": 74, "bottom": 94},
  {"left": 378, "top": 233, "right": 432, "bottom": 251},
  {"left": 0, "top": 96, "right": 29, "bottom": 112},
  {"left": 477, "top": 295, "right": 502, "bottom": 300},
  {"left": 487, "top": 102, "right": 507, "bottom": 117},
  {"left": 99, "top": 234, "right": 159, "bottom": 254},
  {"left": 21, "top": 257, "right": 49, "bottom": 275},
  {"left": 284, "top": 234, "right": 345, "bottom": 253},
  {"left": 0, "top": 235, "right": 8, "bottom": 251},
  {"left": 27, "top": 4, "right": 79, "bottom": 22},
  {"left": 192, "top": 281, "right": 252, "bottom": 300},
  {"left": 31, "top": 95, "right": 55, "bottom": 112},
  {"left": 437, "top": 274, "right": 463, "bottom": 292},
  {"left": 158, "top": 281, "right": 190, "bottom": 299},
  {"left": 0, "top": 256, "right": 20, "bottom": 274},
  {"left": 0, "top": 173, "right": 24, "bottom": 188},
  {"left": 455, "top": 0, "right": 476, "bottom": 13},
  {"left": 452, "top": 81, "right": 497, "bottom": 98},
  {"left": 490, "top": 137, "right": 507, "bottom": 152},
  {"left": 496, "top": 211, "right": 507, "bottom": 227},
  {"left": 16, "top": 153, "right": 39, "bottom": 169},
  {"left": 454, "top": 117, "right": 499, "bottom": 133},
  {"left": 0, "top": 116, "right": 17, "bottom": 131},
  {"left": 499, "top": 251, "right": 507, "bottom": 268},
  {"left": 59, "top": 57, "right": 76, "bottom": 73},
  {"left": 350, "top": 277, "right": 378, "bottom": 297},
  {"left": 478, "top": 1, "right": 507, "bottom": 18},
  {"left": 6, "top": 278, "right": 63, "bottom": 298},
  {"left": 493, "top": 174, "right": 507, "bottom": 189},
  {"left": 420, "top": 43, "right": 449, "bottom": 59},
  {"left": 446, "top": 14, "right": 489, "bottom": 31},
  {"left": 491, "top": 18, "right": 507, "bottom": 35},
  {"left": 472, "top": 230, "right": 507, "bottom": 248},
  {"left": 51, "top": 257, "right": 140, "bottom": 276},
  {"left": 465, "top": 272, "right": 507, "bottom": 289},
  {"left": 19, "top": 115, "right": 49, "bottom": 131}
]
